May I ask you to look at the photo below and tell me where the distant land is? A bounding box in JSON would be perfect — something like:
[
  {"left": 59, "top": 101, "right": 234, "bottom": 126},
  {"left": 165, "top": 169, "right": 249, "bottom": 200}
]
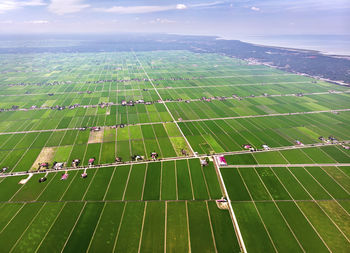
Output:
[
  {"left": 231, "top": 34, "right": 350, "bottom": 56},
  {"left": 0, "top": 33, "right": 349, "bottom": 84}
]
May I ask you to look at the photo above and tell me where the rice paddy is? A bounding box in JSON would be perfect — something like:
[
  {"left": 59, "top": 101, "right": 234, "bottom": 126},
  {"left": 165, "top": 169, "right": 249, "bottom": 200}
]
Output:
[{"left": 0, "top": 50, "right": 349, "bottom": 252}]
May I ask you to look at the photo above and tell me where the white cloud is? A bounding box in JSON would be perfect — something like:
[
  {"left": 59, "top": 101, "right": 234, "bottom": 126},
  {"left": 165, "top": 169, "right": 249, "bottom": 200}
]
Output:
[
  {"left": 94, "top": 5, "right": 180, "bottom": 14},
  {"left": 247, "top": 0, "right": 350, "bottom": 12},
  {"left": 190, "top": 1, "right": 224, "bottom": 8},
  {"left": 0, "top": 0, "right": 46, "bottom": 14},
  {"left": 176, "top": 4, "right": 187, "bottom": 10},
  {"left": 150, "top": 18, "right": 176, "bottom": 24},
  {"left": 24, "top": 19, "right": 49, "bottom": 24},
  {"left": 94, "top": 2, "right": 223, "bottom": 14},
  {"left": 48, "top": 0, "right": 90, "bottom": 15},
  {"left": 251, "top": 6, "right": 260, "bottom": 11}
]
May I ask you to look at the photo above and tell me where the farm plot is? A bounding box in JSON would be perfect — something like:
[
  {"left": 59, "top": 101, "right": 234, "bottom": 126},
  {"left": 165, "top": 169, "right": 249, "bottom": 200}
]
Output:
[
  {"left": 1, "top": 49, "right": 350, "bottom": 253},
  {"left": 0, "top": 158, "right": 238, "bottom": 252},
  {"left": 221, "top": 164, "right": 350, "bottom": 252}
]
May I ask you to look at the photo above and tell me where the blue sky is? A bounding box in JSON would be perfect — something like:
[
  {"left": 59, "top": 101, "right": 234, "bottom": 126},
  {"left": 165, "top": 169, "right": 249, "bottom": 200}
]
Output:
[{"left": 0, "top": 0, "right": 349, "bottom": 37}]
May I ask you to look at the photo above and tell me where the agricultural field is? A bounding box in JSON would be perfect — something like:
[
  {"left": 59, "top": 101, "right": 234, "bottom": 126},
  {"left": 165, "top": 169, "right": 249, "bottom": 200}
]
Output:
[
  {"left": 0, "top": 159, "right": 240, "bottom": 253},
  {"left": 0, "top": 49, "right": 349, "bottom": 252}
]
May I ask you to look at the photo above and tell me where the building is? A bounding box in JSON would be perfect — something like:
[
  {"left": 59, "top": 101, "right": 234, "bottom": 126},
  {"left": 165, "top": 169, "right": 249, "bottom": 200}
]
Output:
[{"left": 218, "top": 156, "right": 227, "bottom": 166}]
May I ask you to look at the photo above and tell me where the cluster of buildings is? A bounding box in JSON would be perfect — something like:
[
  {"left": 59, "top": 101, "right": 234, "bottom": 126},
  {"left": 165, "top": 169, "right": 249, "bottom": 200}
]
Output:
[
  {"left": 8, "top": 80, "right": 72, "bottom": 87},
  {"left": 121, "top": 99, "right": 158, "bottom": 106}
]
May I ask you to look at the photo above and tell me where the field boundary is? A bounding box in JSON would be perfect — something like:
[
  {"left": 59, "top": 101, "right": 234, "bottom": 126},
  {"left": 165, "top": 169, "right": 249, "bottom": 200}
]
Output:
[{"left": 213, "top": 156, "right": 247, "bottom": 253}]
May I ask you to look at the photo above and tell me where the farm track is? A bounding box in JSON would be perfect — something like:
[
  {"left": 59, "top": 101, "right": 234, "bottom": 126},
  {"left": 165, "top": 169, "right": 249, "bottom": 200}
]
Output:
[
  {"left": 1, "top": 108, "right": 350, "bottom": 135},
  {"left": 2, "top": 90, "right": 350, "bottom": 112},
  {"left": 223, "top": 163, "right": 350, "bottom": 168},
  {"left": 0, "top": 81, "right": 316, "bottom": 97},
  {"left": 1, "top": 141, "right": 348, "bottom": 178},
  {"left": 133, "top": 51, "right": 195, "bottom": 156}
]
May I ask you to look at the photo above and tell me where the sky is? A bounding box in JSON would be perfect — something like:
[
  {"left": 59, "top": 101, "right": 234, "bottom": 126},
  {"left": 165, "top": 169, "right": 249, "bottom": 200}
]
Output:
[{"left": 0, "top": 0, "right": 349, "bottom": 38}]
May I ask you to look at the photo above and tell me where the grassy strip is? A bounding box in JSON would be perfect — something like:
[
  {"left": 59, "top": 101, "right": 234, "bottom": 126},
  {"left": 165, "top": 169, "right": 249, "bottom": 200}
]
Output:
[
  {"left": 176, "top": 160, "right": 193, "bottom": 200},
  {"left": 140, "top": 202, "right": 165, "bottom": 252},
  {"left": 271, "top": 167, "right": 311, "bottom": 200},
  {"left": 84, "top": 167, "right": 115, "bottom": 201},
  {"left": 277, "top": 201, "right": 329, "bottom": 252},
  {"left": 187, "top": 201, "right": 216, "bottom": 252},
  {"left": 307, "top": 166, "right": 349, "bottom": 199},
  {"left": 38, "top": 171, "right": 78, "bottom": 201},
  {"left": 231, "top": 202, "right": 276, "bottom": 252},
  {"left": 0, "top": 203, "right": 23, "bottom": 231},
  {"left": 61, "top": 169, "right": 96, "bottom": 201},
  {"left": 161, "top": 161, "right": 177, "bottom": 200},
  {"left": 114, "top": 202, "right": 145, "bottom": 253},
  {"left": 202, "top": 162, "right": 222, "bottom": 199},
  {"left": 166, "top": 201, "right": 189, "bottom": 252},
  {"left": 0, "top": 175, "right": 27, "bottom": 201},
  {"left": 297, "top": 201, "right": 350, "bottom": 252},
  {"left": 143, "top": 162, "right": 161, "bottom": 200},
  {"left": 255, "top": 167, "right": 291, "bottom": 200},
  {"left": 207, "top": 201, "right": 241, "bottom": 252},
  {"left": 318, "top": 201, "right": 350, "bottom": 238},
  {"left": 11, "top": 174, "right": 55, "bottom": 202},
  {"left": 88, "top": 202, "right": 125, "bottom": 253},
  {"left": 11, "top": 202, "right": 64, "bottom": 253},
  {"left": 289, "top": 167, "right": 331, "bottom": 200},
  {"left": 0, "top": 203, "right": 43, "bottom": 253},
  {"left": 188, "top": 159, "right": 209, "bottom": 200},
  {"left": 36, "top": 202, "right": 85, "bottom": 253},
  {"left": 221, "top": 168, "right": 251, "bottom": 201},
  {"left": 238, "top": 167, "right": 271, "bottom": 200},
  {"left": 321, "top": 166, "right": 350, "bottom": 192},
  {"left": 104, "top": 165, "right": 130, "bottom": 200},
  {"left": 256, "top": 202, "right": 303, "bottom": 252},
  {"left": 124, "top": 164, "right": 146, "bottom": 200},
  {"left": 62, "top": 202, "right": 104, "bottom": 253}
]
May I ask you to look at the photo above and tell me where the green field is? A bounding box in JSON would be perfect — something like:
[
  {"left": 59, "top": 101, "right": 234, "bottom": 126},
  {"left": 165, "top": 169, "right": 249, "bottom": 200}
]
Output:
[{"left": 0, "top": 50, "right": 349, "bottom": 252}]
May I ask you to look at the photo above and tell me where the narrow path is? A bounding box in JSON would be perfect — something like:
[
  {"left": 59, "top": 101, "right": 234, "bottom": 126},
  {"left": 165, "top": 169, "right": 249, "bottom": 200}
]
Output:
[
  {"left": 176, "top": 108, "right": 350, "bottom": 123},
  {"left": 1, "top": 108, "right": 350, "bottom": 136},
  {"left": 1, "top": 141, "right": 348, "bottom": 178},
  {"left": 223, "top": 163, "right": 350, "bottom": 168},
  {"left": 212, "top": 156, "right": 247, "bottom": 253},
  {"left": 132, "top": 50, "right": 195, "bottom": 156}
]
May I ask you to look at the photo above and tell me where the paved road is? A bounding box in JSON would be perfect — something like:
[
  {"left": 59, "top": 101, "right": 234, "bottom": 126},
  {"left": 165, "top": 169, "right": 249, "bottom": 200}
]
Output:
[
  {"left": 1, "top": 141, "right": 347, "bottom": 178},
  {"left": 133, "top": 51, "right": 196, "bottom": 156},
  {"left": 0, "top": 81, "right": 315, "bottom": 97},
  {"left": 223, "top": 163, "right": 350, "bottom": 168},
  {"left": 212, "top": 155, "right": 247, "bottom": 253},
  {"left": 1, "top": 108, "right": 349, "bottom": 135},
  {"left": 177, "top": 108, "right": 350, "bottom": 123},
  {"left": 5, "top": 89, "right": 349, "bottom": 112}
]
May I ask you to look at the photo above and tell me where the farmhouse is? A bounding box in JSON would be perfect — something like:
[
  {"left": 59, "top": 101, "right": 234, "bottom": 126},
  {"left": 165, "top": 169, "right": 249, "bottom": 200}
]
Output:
[
  {"left": 61, "top": 173, "right": 68, "bottom": 180},
  {"left": 132, "top": 155, "right": 143, "bottom": 161},
  {"left": 295, "top": 140, "right": 304, "bottom": 146},
  {"left": 39, "top": 177, "right": 47, "bottom": 183},
  {"left": 262, "top": 144, "right": 270, "bottom": 150},
  {"left": 91, "top": 126, "right": 101, "bottom": 132},
  {"left": 72, "top": 159, "right": 80, "bottom": 167},
  {"left": 88, "top": 158, "right": 95, "bottom": 166},
  {"left": 150, "top": 152, "right": 158, "bottom": 160},
  {"left": 52, "top": 162, "right": 64, "bottom": 170},
  {"left": 218, "top": 156, "right": 227, "bottom": 166},
  {"left": 38, "top": 162, "right": 49, "bottom": 170},
  {"left": 200, "top": 157, "right": 209, "bottom": 166}
]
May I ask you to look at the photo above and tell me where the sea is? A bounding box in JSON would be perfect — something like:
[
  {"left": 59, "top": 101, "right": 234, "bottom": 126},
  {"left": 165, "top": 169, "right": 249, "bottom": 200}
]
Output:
[{"left": 234, "top": 35, "right": 350, "bottom": 56}]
